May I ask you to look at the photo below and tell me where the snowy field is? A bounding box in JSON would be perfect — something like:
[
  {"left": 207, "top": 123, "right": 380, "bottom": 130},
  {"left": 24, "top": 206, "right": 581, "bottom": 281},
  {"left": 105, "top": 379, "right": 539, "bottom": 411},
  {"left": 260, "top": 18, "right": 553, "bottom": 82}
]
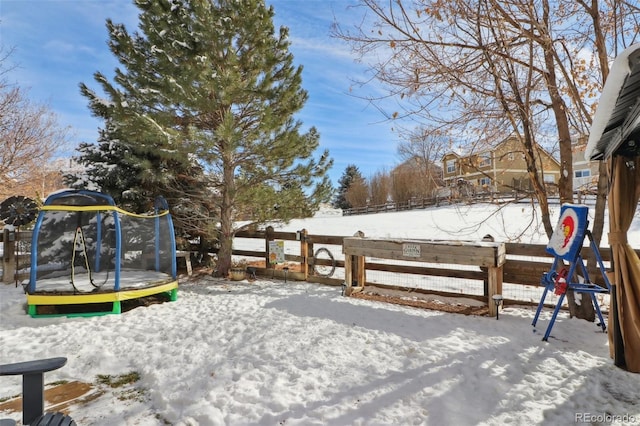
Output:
[{"left": 1, "top": 203, "right": 640, "bottom": 425}]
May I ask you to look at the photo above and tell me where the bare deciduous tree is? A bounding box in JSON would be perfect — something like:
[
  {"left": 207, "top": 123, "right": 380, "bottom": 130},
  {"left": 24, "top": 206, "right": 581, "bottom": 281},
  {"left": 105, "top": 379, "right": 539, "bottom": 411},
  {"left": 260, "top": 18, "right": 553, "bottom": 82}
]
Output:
[
  {"left": 397, "top": 127, "right": 445, "bottom": 197},
  {"left": 334, "top": 0, "right": 558, "bottom": 235},
  {"left": 369, "top": 169, "right": 391, "bottom": 205},
  {"left": 390, "top": 164, "right": 420, "bottom": 204},
  {"left": 334, "top": 0, "right": 640, "bottom": 320},
  {"left": 0, "top": 74, "right": 68, "bottom": 201},
  {"left": 334, "top": 0, "right": 639, "bottom": 233},
  {"left": 345, "top": 175, "right": 369, "bottom": 208}
]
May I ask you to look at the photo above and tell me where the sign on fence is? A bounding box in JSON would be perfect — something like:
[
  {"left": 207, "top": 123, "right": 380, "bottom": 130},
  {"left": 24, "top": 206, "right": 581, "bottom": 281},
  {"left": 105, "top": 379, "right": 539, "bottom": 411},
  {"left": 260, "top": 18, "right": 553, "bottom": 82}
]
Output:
[
  {"left": 402, "top": 243, "right": 421, "bottom": 258},
  {"left": 268, "top": 240, "right": 285, "bottom": 264}
]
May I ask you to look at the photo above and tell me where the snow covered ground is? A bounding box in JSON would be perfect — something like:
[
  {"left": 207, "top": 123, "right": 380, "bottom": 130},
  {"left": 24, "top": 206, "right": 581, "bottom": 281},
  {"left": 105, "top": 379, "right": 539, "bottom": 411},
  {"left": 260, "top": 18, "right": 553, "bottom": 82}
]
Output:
[{"left": 1, "top": 203, "right": 640, "bottom": 425}]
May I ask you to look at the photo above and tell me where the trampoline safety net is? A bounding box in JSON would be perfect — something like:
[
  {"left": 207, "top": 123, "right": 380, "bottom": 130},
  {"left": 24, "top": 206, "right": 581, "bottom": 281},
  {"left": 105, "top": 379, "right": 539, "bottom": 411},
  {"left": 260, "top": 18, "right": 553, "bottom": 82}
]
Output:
[{"left": 28, "top": 190, "right": 176, "bottom": 294}]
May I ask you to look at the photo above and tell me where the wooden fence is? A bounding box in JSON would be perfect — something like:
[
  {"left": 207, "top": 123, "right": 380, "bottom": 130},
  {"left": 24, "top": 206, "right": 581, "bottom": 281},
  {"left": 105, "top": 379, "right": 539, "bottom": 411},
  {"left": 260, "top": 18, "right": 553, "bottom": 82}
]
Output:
[
  {"left": 342, "top": 192, "right": 535, "bottom": 216},
  {"left": 231, "top": 227, "right": 618, "bottom": 311},
  {"left": 2, "top": 226, "right": 622, "bottom": 311}
]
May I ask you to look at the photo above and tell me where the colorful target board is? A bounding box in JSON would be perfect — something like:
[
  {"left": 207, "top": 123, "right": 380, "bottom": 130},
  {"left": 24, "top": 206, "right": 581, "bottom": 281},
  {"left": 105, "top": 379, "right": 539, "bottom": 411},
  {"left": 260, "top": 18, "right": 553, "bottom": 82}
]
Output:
[{"left": 546, "top": 204, "right": 589, "bottom": 260}]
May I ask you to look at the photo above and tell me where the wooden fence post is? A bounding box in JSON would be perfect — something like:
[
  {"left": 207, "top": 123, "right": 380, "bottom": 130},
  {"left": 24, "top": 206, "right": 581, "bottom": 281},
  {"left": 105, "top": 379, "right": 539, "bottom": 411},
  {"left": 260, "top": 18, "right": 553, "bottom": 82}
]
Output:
[
  {"left": 265, "top": 226, "right": 274, "bottom": 269},
  {"left": 481, "top": 234, "right": 495, "bottom": 298},
  {"left": 356, "top": 254, "right": 365, "bottom": 288},
  {"left": 308, "top": 240, "right": 314, "bottom": 275},
  {"left": 2, "top": 228, "right": 16, "bottom": 284},
  {"left": 344, "top": 252, "right": 353, "bottom": 295},
  {"left": 299, "top": 229, "right": 308, "bottom": 279},
  {"left": 353, "top": 231, "right": 365, "bottom": 289},
  {"left": 487, "top": 264, "right": 504, "bottom": 317},
  {"left": 344, "top": 231, "right": 365, "bottom": 296}
]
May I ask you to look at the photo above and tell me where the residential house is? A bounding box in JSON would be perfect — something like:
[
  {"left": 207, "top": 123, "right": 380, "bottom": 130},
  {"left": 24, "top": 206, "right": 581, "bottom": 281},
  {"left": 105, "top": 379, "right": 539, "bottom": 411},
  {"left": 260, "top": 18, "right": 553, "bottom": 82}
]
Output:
[
  {"left": 572, "top": 141, "right": 600, "bottom": 193},
  {"left": 442, "top": 136, "right": 561, "bottom": 195}
]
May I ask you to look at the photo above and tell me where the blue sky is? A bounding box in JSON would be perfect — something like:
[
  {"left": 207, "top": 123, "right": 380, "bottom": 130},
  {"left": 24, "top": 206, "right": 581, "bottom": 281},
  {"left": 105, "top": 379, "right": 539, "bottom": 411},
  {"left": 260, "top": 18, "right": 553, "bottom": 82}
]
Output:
[{"left": 0, "top": 0, "right": 403, "bottom": 187}]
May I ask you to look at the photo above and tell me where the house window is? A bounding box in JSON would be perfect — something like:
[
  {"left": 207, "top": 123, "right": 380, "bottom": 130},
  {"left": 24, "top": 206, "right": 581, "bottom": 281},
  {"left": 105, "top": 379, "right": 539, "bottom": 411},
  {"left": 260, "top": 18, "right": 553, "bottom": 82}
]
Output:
[
  {"left": 575, "top": 169, "right": 591, "bottom": 178},
  {"left": 479, "top": 177, "right": 491, "bottom": 186},
  {"left": 479, "top": 153, "right": 491, "bottom": 167},
  {"left": 446, "top": 159, "right": 456, "bottom": 174}
]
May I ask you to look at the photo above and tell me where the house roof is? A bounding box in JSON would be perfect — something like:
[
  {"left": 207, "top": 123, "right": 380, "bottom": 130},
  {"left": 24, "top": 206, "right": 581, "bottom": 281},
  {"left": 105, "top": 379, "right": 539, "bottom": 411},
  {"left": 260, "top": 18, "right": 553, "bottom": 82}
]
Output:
[
  {"left": 441, "top": 152, "right": 462, "bottom": 160},
  {"left": 586, "top": 43, "right": 640, "bottom": 160}
]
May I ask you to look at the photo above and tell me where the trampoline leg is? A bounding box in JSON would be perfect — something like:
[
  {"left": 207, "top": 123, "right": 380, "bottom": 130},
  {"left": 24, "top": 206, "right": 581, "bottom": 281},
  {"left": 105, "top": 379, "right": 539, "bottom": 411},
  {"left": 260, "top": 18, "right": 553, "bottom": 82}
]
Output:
[
  {"left": 112, "top": 301, "right": 121, "bottom": 314},
  {"left": 169, "top": 288, "right": 178, "bottom": 302}
]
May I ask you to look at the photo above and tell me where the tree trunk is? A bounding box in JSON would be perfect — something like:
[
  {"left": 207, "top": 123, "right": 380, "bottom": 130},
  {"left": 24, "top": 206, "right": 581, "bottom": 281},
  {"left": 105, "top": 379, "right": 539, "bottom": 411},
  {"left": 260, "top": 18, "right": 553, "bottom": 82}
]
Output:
[
  {"left": 540, "top": 2, "right": 594, "bottom": 320},
  {"left": 541, "top": 28, "right": 573, "bottom": 203},
  {"left": 521, "top": 131, "right": 554, "bottom": 237},
  {"left": 215, "top": 160, "right": 236, "bottom": 278},
  {"left": 566, "top": 285, "right": 596, "bottom": 321},
  {"left": 216, "top": 216, "right": 234, "bottom": 278}
]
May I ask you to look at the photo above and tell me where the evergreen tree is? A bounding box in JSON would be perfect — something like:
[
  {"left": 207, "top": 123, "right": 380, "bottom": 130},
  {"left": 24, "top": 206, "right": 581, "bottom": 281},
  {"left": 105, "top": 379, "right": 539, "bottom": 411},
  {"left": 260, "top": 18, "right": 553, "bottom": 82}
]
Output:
[
  {"left": 72, "top": 0, "right": 333, "bottom": 275},
  {"left": 65, "top": 118, "right": 214, "bottom": 245},
  {"left": 333, "top": 165, "right": 363, "bottom": 210}
]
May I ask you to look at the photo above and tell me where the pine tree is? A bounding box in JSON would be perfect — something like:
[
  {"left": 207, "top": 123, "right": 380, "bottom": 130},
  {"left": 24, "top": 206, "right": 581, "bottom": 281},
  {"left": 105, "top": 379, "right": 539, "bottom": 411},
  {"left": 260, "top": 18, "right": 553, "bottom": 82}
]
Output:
[
  {"left": 333, "top": 165, "right": 363, "bottom": 210},
  {"left": 67, "top": 121, "right": 155, "bottom": 210},
  {"left": 73, "top": 0, "right": 333, "bottom": 275},
  {"left": 65, "top": 119, "right": 213, "bottom": 244}
]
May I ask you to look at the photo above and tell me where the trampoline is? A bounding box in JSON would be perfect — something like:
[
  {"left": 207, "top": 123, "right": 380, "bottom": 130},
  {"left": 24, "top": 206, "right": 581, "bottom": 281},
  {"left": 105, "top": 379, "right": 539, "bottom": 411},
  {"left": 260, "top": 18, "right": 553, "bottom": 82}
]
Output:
[{"left": 27, "top": 190, "right": 178, "bottom": 317}]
